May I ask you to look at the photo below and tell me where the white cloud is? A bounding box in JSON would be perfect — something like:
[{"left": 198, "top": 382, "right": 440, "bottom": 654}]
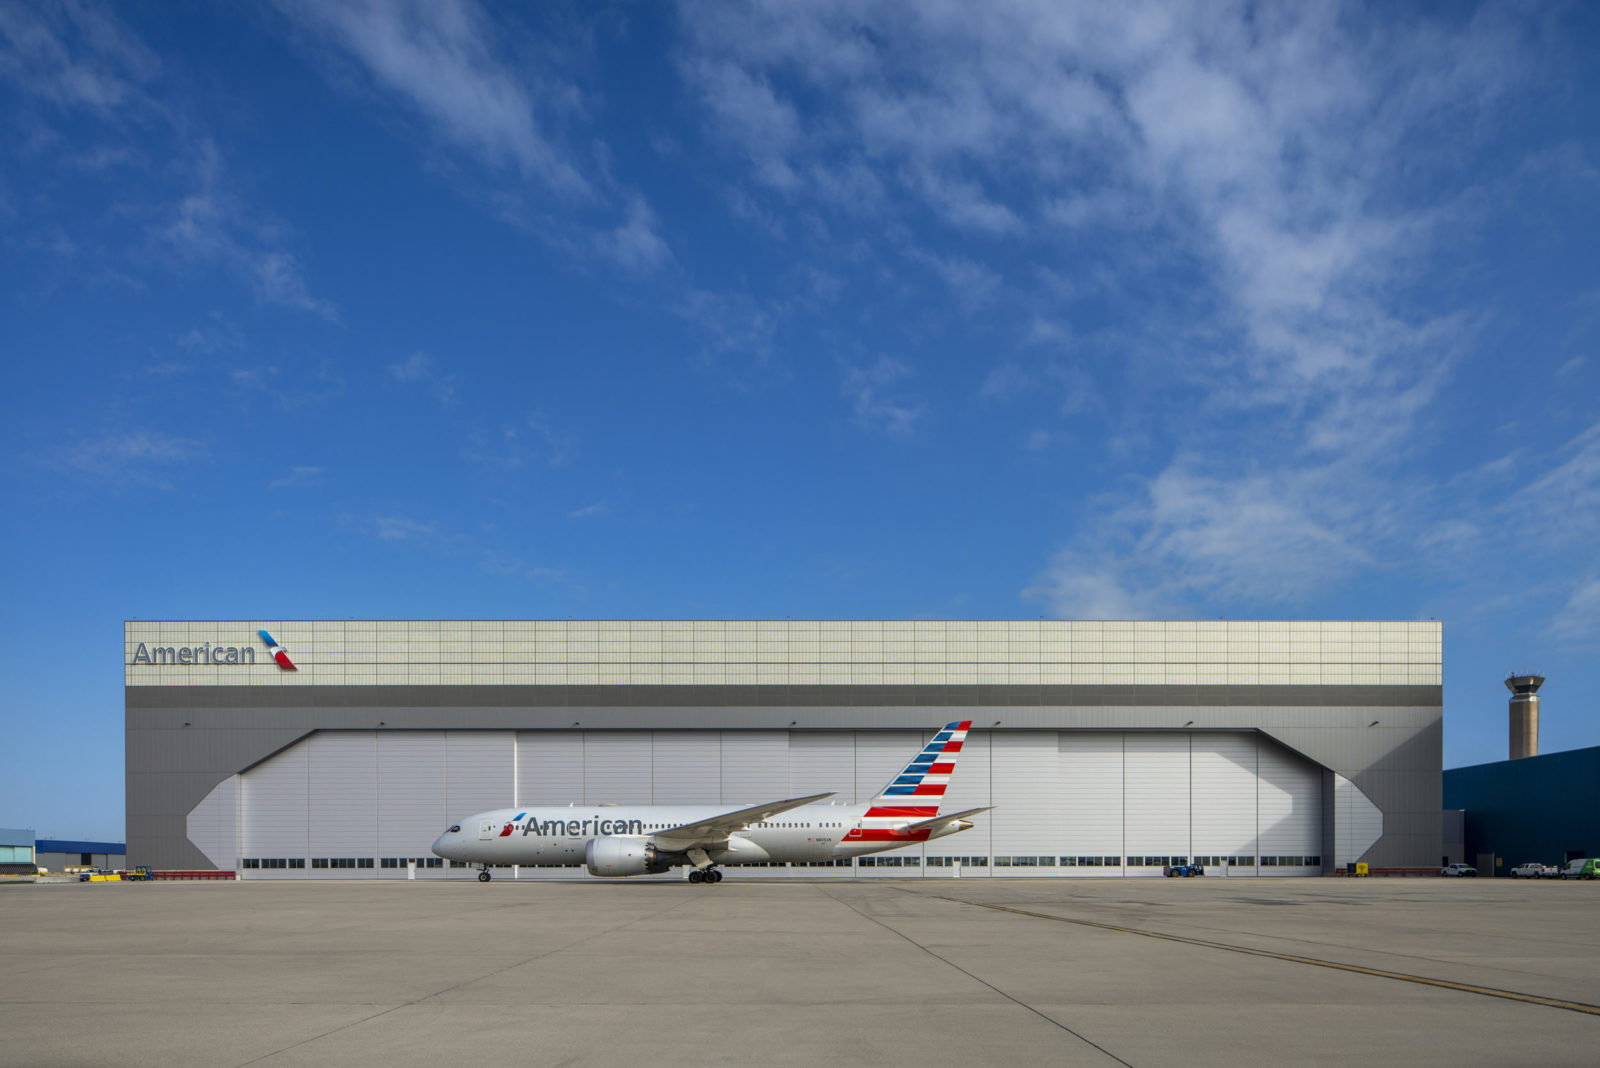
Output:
[
  {"left": 843, "top": 356, "right": 921, "bottom": 436},
  {"left": 596, "top": 195, "right": 671, "bottom": 273},
  {"left": 979, "top": 363, "right": 1032, "bottom": 401},
  {"left": 1028, "top": 461, "right": 1376, "bottom": 617},
  {"left": 386, "top": 351, "right": 455, "bottom": 404},
  {"left": 372, "top": 515, "right": 438, "bottom": 541},
  {"left": 269, "top": 465, "right": 323, "bottom": 489},
  {"left": 0, "top": 1, "right": 161, "bottom": 115},
  {"left": 387, "top": 352, "right": 432, "bottom": 383},
  {"left": 679, "top": 2, "right": 1527, "bottom": 452},
  {"left": 906, "top": 248, "right": 1000, "bottom": 312},
  {"left": 1550, "top": 575, "right": 1600, "bottom": 642},
  {"left": 680, "top": 57, "right": 802, "bottom": 191},
  {"left": 463, "top": 415, "right": 574, "bottom": 470},
  {"left": 273, "top": 0, "right": 589, "bottom": 196},
  {"left": 158, "top": 141, "right": 336, "bottom": 319},
  {"left": 673, "top": 2, "right": 1543, "bottom": 617},
  {"left": 1511, "top": 420, "right": 1600, "bottom": 545},
  {"left": 45, "top": 429, "right": 202, "bottom": 485}
]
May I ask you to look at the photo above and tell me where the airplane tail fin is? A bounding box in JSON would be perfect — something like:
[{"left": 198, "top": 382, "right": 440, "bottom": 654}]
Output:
[{"left": 866, "top": 720, "right": 973, "bottom": 818}]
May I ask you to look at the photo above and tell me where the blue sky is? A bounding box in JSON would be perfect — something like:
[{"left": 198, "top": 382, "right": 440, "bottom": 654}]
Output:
[{"left": 2, "top": 1, "right": 1597, "bottom": 842}]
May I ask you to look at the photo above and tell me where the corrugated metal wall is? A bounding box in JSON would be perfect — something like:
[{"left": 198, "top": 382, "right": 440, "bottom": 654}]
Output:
[{"left": 231, "top": 729, "right": 1321, "bottom": 878}]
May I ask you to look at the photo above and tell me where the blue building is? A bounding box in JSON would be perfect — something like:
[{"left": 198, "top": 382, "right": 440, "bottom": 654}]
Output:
[
  {"left": 35, "top": 839, "right": 126, "bottom": 873},
  {"left": 1443, "top": 745, "right": 1600, "bottom": 875}
]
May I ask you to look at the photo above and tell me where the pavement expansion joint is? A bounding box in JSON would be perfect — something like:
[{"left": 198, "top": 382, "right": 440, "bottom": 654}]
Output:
[
  {"left": 820, "top": 886, "right": 1134, "bottom": 1066},
  {"left": 928, "top": 894, "right": 1600, "bottom": 1019}
]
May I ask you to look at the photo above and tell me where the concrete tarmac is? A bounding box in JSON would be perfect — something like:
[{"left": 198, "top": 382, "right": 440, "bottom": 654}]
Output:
[{"left": 3, "top": 876, "right": 1599, "bottom": 1067}]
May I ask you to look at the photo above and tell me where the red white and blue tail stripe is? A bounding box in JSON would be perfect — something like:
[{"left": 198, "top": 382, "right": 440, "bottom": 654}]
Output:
[{"left": 846, "top": 721, "right": 972, "bottom": 842}]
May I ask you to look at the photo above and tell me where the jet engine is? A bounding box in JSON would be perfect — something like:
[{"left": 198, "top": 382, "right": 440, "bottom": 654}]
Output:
[{"left": 585, "top": 836, "right": 669, "bottom": 877}]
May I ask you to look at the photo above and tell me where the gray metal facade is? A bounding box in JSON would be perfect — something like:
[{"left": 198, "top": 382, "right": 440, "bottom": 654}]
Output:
[{"left": 124, "top": 621, "right": 1443, "bottom": 873}]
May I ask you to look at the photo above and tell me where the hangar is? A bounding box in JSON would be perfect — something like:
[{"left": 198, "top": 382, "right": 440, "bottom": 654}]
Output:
[{"left": 125, "top": 620, "right": 1442, "bottom": 878}]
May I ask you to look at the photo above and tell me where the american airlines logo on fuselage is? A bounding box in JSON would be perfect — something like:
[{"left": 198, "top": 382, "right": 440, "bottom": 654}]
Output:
[{"left": 518, "top": 815, "right": 645, "bottom": 837}]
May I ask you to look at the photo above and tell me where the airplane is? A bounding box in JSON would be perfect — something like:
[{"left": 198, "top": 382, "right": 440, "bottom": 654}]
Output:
[{"left": 432, "top": 720, "right": 986, "bottom": 882}]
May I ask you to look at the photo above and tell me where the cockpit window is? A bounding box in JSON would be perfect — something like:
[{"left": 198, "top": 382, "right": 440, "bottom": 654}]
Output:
[{"left": 448, "top": 825, "right": 461, "bottom": 833}]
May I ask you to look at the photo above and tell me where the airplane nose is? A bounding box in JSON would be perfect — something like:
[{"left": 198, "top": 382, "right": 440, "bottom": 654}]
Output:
[{"left": 431, "top": 831, "right": 452, "bottom": 857}]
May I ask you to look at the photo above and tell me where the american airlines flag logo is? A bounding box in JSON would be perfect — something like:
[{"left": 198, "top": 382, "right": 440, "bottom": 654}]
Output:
[{"left": 258, "top": 630, "right": 297, "bottom": 670}]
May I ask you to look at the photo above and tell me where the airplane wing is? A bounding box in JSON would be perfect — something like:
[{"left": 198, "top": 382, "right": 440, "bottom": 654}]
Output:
[{"left": 651, "top": 792, "right": 834, "bottom": 847}]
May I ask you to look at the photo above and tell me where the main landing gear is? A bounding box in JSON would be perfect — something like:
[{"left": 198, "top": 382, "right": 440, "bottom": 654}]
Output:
[
  {"left": 478, "top": 868, "right": 492, "bottom": 882},
  {"left": 687, "top": 868, "right": 723, "bottom": 884}
]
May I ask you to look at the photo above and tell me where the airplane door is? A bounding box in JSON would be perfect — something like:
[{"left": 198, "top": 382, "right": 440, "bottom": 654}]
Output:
[{"left": 479, "top": 819, "right": 499, "bottom": 840}]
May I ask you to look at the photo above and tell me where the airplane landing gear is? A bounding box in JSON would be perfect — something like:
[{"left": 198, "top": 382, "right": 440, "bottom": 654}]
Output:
[
  {"left": 478, "top": 869, "right": 491, "bottom": 882},
  {"left": 687, "top": 868, "right": 722, "bottom": 884}
]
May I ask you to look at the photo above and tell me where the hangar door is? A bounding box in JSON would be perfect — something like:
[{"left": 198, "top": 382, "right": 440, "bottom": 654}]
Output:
[{"left": 226, "top": 728, "right": 1324, "bottom": 878}]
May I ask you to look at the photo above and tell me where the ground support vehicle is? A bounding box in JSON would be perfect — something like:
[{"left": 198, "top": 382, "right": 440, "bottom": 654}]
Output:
[
  {"left": 1511, "top": 862, "right": 1556, "bottom": 878},
  {"left": 1560, "top": 858, "right": 1599, "bottom": 879},
  {"left": 1165, "top": 863, "right": 1205, "bottom": 877},
  {"left": 1441, "top": 863, "right": 1478, "bottom": 877}
]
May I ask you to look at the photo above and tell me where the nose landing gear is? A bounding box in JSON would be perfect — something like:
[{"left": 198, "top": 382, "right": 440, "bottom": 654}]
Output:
[{"left": 478, "top": 869, "right": 491, "bottom": 882}]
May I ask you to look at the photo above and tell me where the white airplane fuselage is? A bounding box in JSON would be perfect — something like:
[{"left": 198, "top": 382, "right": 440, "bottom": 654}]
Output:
[{"left": 433, "top": 802, "right": 971, "bottom": 869}]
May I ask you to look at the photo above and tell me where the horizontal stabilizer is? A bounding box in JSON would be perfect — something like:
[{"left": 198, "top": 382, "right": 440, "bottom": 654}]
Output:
[{"left": 899, "top": 807, "right": 991, "bottom": 834}]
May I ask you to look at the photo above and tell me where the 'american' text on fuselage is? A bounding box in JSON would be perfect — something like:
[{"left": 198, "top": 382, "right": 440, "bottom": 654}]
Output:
[{"left": 521, "top": 817, "right": 644, "bottom": 837}]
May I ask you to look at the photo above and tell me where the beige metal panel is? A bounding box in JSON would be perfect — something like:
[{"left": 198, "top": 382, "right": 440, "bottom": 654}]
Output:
[{"left": 126, "top": 620, "right": 1444, "bottom": 688}]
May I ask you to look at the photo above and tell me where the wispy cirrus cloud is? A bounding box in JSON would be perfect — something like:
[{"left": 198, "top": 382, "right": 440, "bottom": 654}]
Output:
[
  {"left": 462, "top": 413, "right": 575, "bottom": 471},
  {"left": 273, "top": 0, "right": 670, "bottom": 273},
  {"left": 843, "top": 356, "right": 921, "bottom": 437},
  {"left": 41, "top": 429, "right": 203, "bottom": 487},
  {"left": 2, "top": 5, "right": 336, "bottom": 319},
  {"left": 1026, "top": 463, "right": 1375, "bottom": 617},
  {"left": 157, "top": 141, "right": 336, "bottom": 320},
  {"left": 387, "top": 352, "right": 456, "bottom": 405},
  {"left": 268, "top": 465, "right": 323, "bottom": 489},
  {"left": 674, "top": 2, "right": 1545, "bottom": 616},
  {"left": 272, "top": 0, "right": 589, "bottom": 196},
  {"left": 0, "top": 0, "right": 162, "bottom": 115}
]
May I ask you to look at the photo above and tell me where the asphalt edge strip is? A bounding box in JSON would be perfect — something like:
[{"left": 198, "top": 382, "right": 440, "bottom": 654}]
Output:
[{"left": 933, "top": 895, "right": 1600, "bottom": 1018}]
